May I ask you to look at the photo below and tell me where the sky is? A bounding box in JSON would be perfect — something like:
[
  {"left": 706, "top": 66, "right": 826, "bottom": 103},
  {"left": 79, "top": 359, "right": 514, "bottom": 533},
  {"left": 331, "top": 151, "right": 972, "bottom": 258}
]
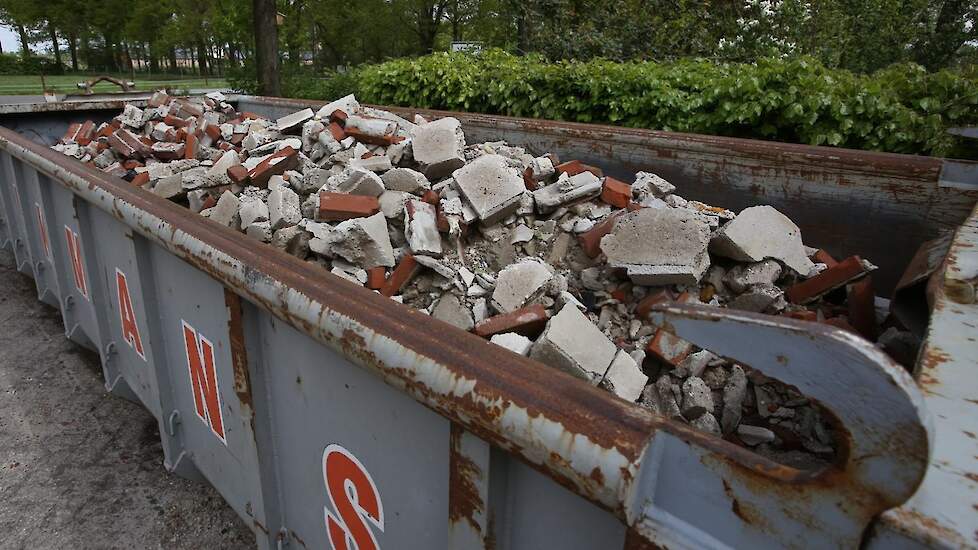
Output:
[{"left": 0, "top": 24, "right": 22, "bottom": 53}]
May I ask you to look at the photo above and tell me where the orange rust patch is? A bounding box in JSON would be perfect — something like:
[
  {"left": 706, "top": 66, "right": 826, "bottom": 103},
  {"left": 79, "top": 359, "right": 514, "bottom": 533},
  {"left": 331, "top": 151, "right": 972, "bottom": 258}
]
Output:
[
  {"left": 589, "top": 467, "right": 605, "bottom": 485},
  {"left": 449, "top": 424, "right": 485, "bottom": 534}
]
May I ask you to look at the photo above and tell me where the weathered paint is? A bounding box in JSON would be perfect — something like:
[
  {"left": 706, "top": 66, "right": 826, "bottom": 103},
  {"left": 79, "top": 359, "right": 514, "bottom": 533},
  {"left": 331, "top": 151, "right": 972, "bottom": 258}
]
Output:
[{"left": 868, "top": 204, "right": 978, "bottom": 549}]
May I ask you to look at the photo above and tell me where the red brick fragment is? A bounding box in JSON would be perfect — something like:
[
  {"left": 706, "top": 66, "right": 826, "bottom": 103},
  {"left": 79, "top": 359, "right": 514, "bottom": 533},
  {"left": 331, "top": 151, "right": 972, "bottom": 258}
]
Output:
[
  {"left": 330, "top": 109, "right": 348, "bottom": 125},
  {"left": 381, "top": 255, "right": 420, "bottom": 297},
  {"left": 600, "top": 177, "right": 631, "bottom": 208},
  {"left": 345, "top": 125, "right": 397, "bottom": 146},
  {"left": 421, "top": 190, "right": 440, "bottom": 205},
  {"left": 318, "top": 192, "right": 381, "bottom": 221},
  {"left": 813, "top": 249, "right": 838, "bottom": 267},
  {"left": 786, "top": 256, "right": 869, "bottom": 304},
  {"left": 522, "top": 167, "right": 539, "bottom": 191},
  {"left": 248, "top": 146, "right": 299, "bottom": 187},
  {"left": 847, "top": 276, "right": 877, "bottom": 340},
  {"left": 473, "top": 304, "right": 550, "bottom": 339},
  {"left": 62, "top": 123, "right": 81, "bottom": 144},
  {"left": 366, "top": 267, "right": 387, "bottom": 290},
  {"left": 823, "top": 316, "right": 858, "bottom": 335},
  {"left": 556, "top": 160, "right": 603, "bottom": 178},
  {"left": 131, "top": 172, "right": 150, "bottom": 187},
  {"left": 164, "top": 114, "right": 189, "bottom": 128},
  {"left": 204, "top": 124, "right": 222, "bottom": 141},
  {"left": 577, "top": 211, "right": 624, "bottom": 258},
  {"left": 107, "top": 129, "right": 151, "bottom": 159},
  {"left": 227, "top": 165, "right": 250, "bottom": 185},
  {"left": 328, "top": 122, "right": 347, "bottom": 141},
  {"left": 200, "top": 194, "right": 219, "bottom": 211},
  {"left": 635, "top": 288, "right": 676, "bottom": 320},
  {"left": 184, "top": 133, "right": 198, "bottom": 160},
  {"left": 783, "top": 310, "right": 818, "bottom": 322}
]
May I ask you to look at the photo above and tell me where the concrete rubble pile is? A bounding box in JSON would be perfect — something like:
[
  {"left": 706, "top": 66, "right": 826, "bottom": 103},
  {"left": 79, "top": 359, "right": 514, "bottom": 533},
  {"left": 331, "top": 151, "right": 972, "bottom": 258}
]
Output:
[{"left": 54, "top": 91, "right": 907, "bottom": 468}]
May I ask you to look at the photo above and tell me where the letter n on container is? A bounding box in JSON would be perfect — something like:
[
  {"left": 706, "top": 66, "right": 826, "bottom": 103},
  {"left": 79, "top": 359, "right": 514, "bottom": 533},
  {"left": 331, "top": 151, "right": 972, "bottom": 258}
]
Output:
[{"left": 181, "top": 321, "right": 226, "bottom": 444}]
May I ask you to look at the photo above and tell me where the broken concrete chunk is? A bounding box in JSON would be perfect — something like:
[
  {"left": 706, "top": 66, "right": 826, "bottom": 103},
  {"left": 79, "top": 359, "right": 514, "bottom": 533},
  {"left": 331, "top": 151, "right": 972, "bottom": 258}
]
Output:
[
  {"left": 405, "top": 199, "right": 442, "bottom": 256},
  {"left": 681, "top": 377, "right": 714, "bottom": 420},
  {"left": 411, "top": 117, "right": 466, "bottom": 179},
  {"left": 601, "top": 350, "right": 648, "bottom": 402},
  {"left": 239, "top": 195, "right": 270, "bottom": 227},
  {"left": 491, "top": 259, "right": 553, "bottom": 313},
  {"left": 326, "top": 166, "right": 386, "bottom": 197},
  {"left": 268, "top": 185, "right": 301, "bottom": 230},
  {"left": 330, "top": 212, "right": 395, "bottom": 268},
  {"left": 633, "top": 171, "right": 675, "bottom": 199},
  {"left": 737, "top": 424, "right": 776, "bottom": 446},
  {"left": 601, "top": 208, "right": 711, "bottom": 286},
  {"left": 431, "top": 294, "right": 474, "bottom": 331},
  {"left": 530, "top": 303, "right": 618, "bottom": 380},
  {"left": 727, "top": 284, "right": 786, "bottom": 313},
  {"left": 276, "top": 108, "right": 314, "bottom": 132},
  {"left": 710, "top": 205, "right": 814, "bottom": 275},
  {"left": 721, "top": 365, "right": 747, "bottom": 434},
  {"left": 381, "top": 167, "right": 430, "bottom": 194},
  {"left": 454, "top": 154, "right": 525, "bottom": 225},
  {"left": 245, "top": 220, "right": 272, "bottom": 242},
  {"left": 351, "top": 155, "right": 393, "bottom": 173},
  {"left": 489, "top": 333, "right": 533, "bottom": 356},
  {"left": 314, "top": 94, "right": 360, "bottom": 120},
  {"left": 723, "top": 259, "right": 782, "bottom": 294},
  {"left": 209, "top": 191, "right": 240, "bottom": 227},
  {"left": 378, "top": 191, "right": 412, "bottom": 219},
  {"left": 532, "top": 172, "right": 603, "bottom": 213}
]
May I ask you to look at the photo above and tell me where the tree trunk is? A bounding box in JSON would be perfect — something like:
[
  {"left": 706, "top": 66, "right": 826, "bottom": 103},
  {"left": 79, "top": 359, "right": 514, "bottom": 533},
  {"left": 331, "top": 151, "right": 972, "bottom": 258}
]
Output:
[
  {"left": 914, "top": 0, "right": 971, "bottom": 71},
  {"left": 168, "top": 46, "right": 178, "bottom": 73},
  {"left": 68, "top": 31, "right": 79, "bottom": 71},
  {"left": 16, "top": 24, "right": 31, "bottom": 57},
  {"left": 514, "top": 2, "right": 529, "bottom": 54},
  {"left": 451, "top": 0, "right": 460, "bottom": 42},
  {"left": 253, "top": 0, "right": 281, "bottom": 95},
  {"left": 196, "top": 39, "right": 209, "bottom": 75},
  {"left": 48, "top": 22, "right": 63, "bottom": 71}
]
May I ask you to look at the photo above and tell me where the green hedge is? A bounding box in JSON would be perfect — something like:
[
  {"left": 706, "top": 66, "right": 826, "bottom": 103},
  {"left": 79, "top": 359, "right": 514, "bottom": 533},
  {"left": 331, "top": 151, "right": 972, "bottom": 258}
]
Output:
[
  {"left": 352, "top": 51, "right": 977, "bottom": 157},
  {"left": 0, "top": 53, "right": 63, "bottom": 76}
]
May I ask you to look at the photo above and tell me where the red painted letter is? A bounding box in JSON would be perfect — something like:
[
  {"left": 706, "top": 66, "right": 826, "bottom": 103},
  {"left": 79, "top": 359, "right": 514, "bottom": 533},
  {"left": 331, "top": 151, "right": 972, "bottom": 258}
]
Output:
[
  {"left": 323, "top": 444, "right": 384, "bottom": 550},
  {"left": 181, "top": 321, "right": 226, "bottom": 444},
  {"left": 64, "top": 226, "right": 88, "bottom": 299},
  {"left": 116, "top": 269, "right": 145, "bottom": 360}
]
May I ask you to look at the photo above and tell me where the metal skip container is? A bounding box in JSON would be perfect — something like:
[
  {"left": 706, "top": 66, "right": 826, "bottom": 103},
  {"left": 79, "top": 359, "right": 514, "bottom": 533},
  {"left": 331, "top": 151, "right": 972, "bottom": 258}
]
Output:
[{"left": 1, "top": 96, "right": 976, "bottom": 549}]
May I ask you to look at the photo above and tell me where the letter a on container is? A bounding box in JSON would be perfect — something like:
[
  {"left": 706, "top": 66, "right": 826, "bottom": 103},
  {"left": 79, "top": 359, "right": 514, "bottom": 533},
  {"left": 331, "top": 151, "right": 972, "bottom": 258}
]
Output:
[
  {"left": 64, "top": 226, "right": 88, "bottom": 299},
  {"left": 116, "top": 268, "right": 145, "bottom": 360},
  {"left": 181, "top": 321, "right": 226, "bottom": 444},
  {"left": 323, "top": 444, "right": 384, "bottom": 550}
]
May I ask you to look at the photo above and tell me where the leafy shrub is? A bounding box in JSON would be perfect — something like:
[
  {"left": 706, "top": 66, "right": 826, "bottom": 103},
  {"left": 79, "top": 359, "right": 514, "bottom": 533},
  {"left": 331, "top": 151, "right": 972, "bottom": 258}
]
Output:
[
  {"left": 353, "top": 50, "right": 978, "bottom": 156},
  {"left": 0, "top": 53, "right": 62, "bottom": 75}
]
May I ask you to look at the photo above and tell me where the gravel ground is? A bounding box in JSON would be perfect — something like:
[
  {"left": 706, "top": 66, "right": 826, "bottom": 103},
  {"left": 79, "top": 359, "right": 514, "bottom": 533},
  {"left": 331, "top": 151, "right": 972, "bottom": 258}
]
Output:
[{"left": 0, "top": 248, "right": 253, "bottom": 549}]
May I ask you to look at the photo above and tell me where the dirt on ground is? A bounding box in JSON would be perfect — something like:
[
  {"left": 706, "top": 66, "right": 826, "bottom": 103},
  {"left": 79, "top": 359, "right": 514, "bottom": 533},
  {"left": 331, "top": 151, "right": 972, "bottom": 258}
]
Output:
[{"left": 0, "top": 249, "right": 253, "bottom": 549}]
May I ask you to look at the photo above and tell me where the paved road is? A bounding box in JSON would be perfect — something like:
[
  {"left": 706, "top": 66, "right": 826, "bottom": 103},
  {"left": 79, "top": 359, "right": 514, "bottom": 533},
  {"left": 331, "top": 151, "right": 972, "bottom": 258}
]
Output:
[{"left": 0, "top": 249, "right": 253, "bottom": 549}]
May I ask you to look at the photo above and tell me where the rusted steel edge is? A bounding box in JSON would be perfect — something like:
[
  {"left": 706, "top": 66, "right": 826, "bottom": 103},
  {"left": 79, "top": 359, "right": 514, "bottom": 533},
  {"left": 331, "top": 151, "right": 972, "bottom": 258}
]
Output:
[
  {"left": 235, "top": 94, "right": 952, "bottom": 180},
  {"left": 0, "top": 125, "right": 915, "bottom": 536},
  {"left": 868, "top": 203, "right": 978, "bottom": 548},
  {"left": 0, "top": 97, "right": 150, "bottom": 116}
]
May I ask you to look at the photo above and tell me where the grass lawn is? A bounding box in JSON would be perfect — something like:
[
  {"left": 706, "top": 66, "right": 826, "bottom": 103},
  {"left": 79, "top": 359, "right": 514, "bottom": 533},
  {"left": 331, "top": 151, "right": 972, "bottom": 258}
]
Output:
[{"left": 0, "top": 74, "right": 230, "bottom": 95}]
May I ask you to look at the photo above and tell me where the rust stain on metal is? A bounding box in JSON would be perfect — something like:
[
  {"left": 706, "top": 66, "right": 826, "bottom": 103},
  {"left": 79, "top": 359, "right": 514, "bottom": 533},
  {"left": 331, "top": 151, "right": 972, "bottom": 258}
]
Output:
[
  {"left": 449, "top": 423, "right": 485, "bottom": 534},
  {"left": 885, "top": 507, "right": 968, "bottom": 548},
  {"left": 224, "top": 288, "right": 255, "bottom": 433}
]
